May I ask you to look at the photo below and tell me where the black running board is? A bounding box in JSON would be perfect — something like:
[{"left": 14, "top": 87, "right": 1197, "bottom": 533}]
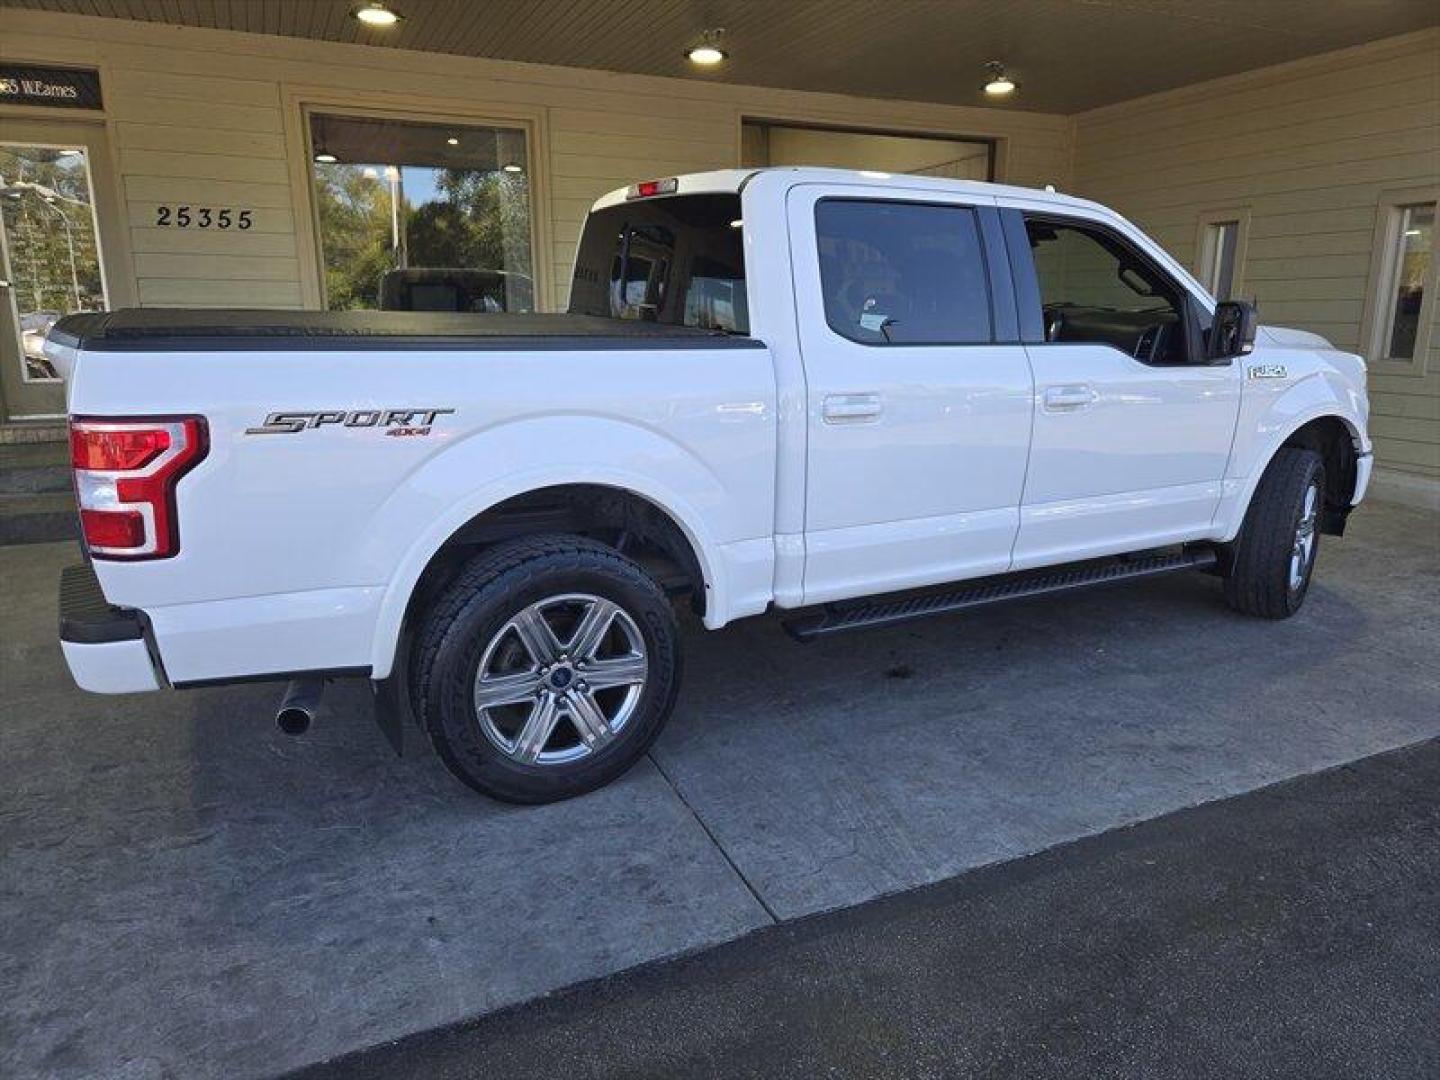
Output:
[{"left": 782, "top": 548, "right": 1219, "bottom": 642}]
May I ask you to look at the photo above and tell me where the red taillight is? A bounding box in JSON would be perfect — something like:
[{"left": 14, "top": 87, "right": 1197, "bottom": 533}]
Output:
[
  {"left": 80, "top": 508, "right": 146, "bottom": 549},
  {"left": 70, "top": 426, "right": 171, "bottom": 471},
  {"left": 70, "top": 416, "right": 208, "bottom": 560}
]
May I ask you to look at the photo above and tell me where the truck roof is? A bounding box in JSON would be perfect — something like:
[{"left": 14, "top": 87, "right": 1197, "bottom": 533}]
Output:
[{"left": 590, "top": 166, "right": 1108, "bottom": 215}]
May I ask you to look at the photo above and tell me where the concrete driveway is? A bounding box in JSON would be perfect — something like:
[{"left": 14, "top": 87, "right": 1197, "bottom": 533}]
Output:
[{"left": 2, "top": 500, "right": 1437, "bottom": 1078}]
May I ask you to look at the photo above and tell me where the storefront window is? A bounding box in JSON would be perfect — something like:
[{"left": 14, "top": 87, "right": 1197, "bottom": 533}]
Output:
[{"left": 309, "top": 113, "right": 534, "bottom": 312}]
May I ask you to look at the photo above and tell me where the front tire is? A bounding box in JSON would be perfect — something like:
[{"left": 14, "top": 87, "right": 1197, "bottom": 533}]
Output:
[
  {"left": 412, "top": 535, "right": 681, "bottom": 803},
  {"left": 1223, "top": 447, "right": 1326, "bottom": 619}
]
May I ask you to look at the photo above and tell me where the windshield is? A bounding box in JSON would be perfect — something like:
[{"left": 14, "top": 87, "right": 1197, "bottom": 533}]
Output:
[{"left": 568, "top": 193, "right": 748, "bottom": 333}]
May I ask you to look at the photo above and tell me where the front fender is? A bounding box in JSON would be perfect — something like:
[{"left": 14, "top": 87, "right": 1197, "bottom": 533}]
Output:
[
  {"left": 1215, "top": 369, "right": 1369, "bottom": 541},
  {"left": 361, "top": 415, "right": 747, "bottom": 678}
]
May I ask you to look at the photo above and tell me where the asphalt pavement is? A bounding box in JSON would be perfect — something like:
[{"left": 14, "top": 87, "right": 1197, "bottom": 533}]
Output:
[{"left": 296, "top": 737, "right": 1440, "bottom": 1080}]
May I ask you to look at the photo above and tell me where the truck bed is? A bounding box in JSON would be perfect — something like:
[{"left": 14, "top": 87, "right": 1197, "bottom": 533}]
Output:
[{"left": 50, "top": 309, "right": 760, "bottom": 352}]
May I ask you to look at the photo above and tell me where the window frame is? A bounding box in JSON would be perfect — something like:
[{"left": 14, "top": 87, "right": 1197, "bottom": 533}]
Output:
[
  {"left": 1014, "top": 210, "right": 1210, "bottom": 367},
  {"left": 1361, "top": 187, "right": 1439, "bottom": 377},
  {"left": 812, "top": 196, "right": 1001, "bottom": 348},
  {"left": 1194, "top": 206, "right": 1251, "bottom": 302}
]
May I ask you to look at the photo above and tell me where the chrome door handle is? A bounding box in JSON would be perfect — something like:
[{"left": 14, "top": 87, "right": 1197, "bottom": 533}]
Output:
[
  {"left": 1043, "top": 384, "right": 1096, "bottom": 411},
  {"left": 822, "top": 392, "right": 882, "bottom": 423}
]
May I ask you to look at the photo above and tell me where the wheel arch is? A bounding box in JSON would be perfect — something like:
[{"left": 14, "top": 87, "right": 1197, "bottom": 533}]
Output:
[
  {"left": 1279, "top": 415, "right": 1362, "bottom": 534},
  {"left": 368, "top": 473, "right": 723, "bottom": 679},
  {"left": 1223, "top": 408, "right": 1366, "bottom": 543}
]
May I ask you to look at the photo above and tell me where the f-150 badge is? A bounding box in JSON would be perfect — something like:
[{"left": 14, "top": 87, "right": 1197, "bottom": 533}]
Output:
[
  {"left": 246, "top": 408, "right": 455, "bottom": 436},
  {"left": 1246, "top": 364, "right": 1287, "bottom": 380}
]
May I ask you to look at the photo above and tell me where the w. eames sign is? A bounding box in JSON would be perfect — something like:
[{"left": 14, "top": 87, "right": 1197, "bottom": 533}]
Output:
[{"left": 0, "top": 65, "right": 103, "bottom": 110}]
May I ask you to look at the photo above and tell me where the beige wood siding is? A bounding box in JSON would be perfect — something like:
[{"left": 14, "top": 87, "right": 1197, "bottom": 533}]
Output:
[
  {"left": 1071, "top": 31, "right": 1440, "bottom": 480},
  {"left": 2, "top": 9, "right": 1070, "bottom": 314}
]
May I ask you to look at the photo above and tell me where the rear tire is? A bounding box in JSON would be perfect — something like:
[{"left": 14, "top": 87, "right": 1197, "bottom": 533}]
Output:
[
  {"left": 412, "top": 534, "right": 681, "bottom": 803},
  {"left": 1223, "top": 447, "right": 1325, "bottom": 619}
]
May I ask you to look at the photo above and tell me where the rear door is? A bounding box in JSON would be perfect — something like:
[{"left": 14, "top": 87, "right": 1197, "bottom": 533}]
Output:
[
  {"left": 787, "top": 184, "right": 1034, "bottom": 604},
  {"left": 999, "top": 204, "right": 1242, "bottom": 568}
]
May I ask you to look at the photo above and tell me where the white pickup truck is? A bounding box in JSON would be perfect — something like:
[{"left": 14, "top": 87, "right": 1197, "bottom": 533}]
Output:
[{"left": 50, "top": 168, "right": 1372, "bottom": 803}]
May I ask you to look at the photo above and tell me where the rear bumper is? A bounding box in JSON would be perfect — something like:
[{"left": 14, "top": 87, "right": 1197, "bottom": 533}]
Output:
[{"left": 59, "top": 564, "right": 164, "bottom": 693}]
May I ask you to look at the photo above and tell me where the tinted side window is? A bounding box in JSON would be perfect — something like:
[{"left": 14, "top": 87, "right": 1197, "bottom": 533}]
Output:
[
  {"left": 816, "top": 200, "right": 992, "bottom": 345},
  {"left": 1023, "top": 217, "right": 1190, "bottom": 363}
]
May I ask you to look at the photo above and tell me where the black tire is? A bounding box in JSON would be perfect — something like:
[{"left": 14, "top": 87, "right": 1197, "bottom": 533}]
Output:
[
  {"left": 1223, "top": 447, "right": 1326, "bottom": 619},
  {"left": 412, "top": 534, "right": 681, "bottom": 803}
]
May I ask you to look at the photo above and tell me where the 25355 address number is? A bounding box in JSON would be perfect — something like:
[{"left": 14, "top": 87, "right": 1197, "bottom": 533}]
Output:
[{"left": 155, "top": 206, "right": 253, "bottom": 229}]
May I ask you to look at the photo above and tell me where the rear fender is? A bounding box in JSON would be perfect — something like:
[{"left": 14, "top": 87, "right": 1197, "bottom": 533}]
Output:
[{"left": 363, "top": 416, "right": 735, "bottom": 679}]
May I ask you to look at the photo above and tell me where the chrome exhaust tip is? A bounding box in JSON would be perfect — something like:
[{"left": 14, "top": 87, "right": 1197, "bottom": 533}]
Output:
[{"left": 276, "top": 677, "right": 324, "bottom": 736}]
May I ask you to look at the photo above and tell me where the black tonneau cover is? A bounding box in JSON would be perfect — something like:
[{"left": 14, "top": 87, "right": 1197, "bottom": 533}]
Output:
[{"left": 50, "top": 309, "right": 761, "bottom": 352}]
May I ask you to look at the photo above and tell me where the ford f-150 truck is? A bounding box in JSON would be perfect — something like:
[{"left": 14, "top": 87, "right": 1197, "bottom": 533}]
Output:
[{"left": 49, "top": 168, "right": 1372, "bottom": 803}]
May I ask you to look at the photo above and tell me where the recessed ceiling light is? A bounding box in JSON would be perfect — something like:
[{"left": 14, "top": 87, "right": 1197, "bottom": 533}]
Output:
[
  {"left": 353, "top": 3, "right": 401, "bottom": 27},
  {"left": 501, "top": 162, "right": 524, "bottom": 173},
  {"left": 686, "top": 29, "right": 727, "bottom": 66},
  {"left": 314, "top": 151, "right": 338, "bottom": 164},
  {"left": 446, "top": 136, "right": 459, "bottom": 146},
  {"left": 983, "top": 61, "right": 1018, "bottom": 97},
  {"left": 687, "top": 45, "right": 726, "bottom": 65}
]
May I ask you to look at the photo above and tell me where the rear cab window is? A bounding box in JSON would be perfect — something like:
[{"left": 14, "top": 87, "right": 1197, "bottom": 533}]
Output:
[{"left": 569, "top": 193, "right": 749, "bottom": 334}]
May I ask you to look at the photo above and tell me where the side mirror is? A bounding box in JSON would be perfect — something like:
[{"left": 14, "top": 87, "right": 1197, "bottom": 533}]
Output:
[{"left": 1208, "top": 300, "right": 1258, "bottom": 361}]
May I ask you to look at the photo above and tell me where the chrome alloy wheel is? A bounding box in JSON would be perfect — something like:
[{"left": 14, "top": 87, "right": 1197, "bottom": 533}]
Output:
[
  {"left": 1289, "top": 481, "right": 1320, "bottom": 591},
  {"left": 472, "top": 593, "right": 648, "bottom": 766}
]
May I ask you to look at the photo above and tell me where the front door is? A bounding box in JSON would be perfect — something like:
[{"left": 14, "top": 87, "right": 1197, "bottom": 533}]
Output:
[
  {"left": 1002, "top": 207, "right": 1243, "bottom": 568},
  {"left": 788, "top": 185, "right": 1035, "bottom": 604},
  {"left": 0, "top": 119, "right": 124, "bottom": 421}
]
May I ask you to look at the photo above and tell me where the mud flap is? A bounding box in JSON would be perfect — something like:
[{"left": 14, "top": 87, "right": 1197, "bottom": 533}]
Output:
[{"left": 369, "top": 676, "right": 408, "bottom": 756}]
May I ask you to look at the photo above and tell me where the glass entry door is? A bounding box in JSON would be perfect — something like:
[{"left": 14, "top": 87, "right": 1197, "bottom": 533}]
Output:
[{"left": 0, "top": 122, "right": 118, "bottom": 420}]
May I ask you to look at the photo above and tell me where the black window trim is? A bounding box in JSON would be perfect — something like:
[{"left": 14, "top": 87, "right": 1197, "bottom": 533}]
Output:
[
  {"left": 813, "top": 196, "right": 1011, "bottom": 349},
  {"left": 1004, "top": 208, "right": 1212, "bottom": 367}
]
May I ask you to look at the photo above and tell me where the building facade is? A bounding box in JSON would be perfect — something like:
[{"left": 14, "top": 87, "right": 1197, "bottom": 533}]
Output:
[{"left": 1, "top": 10, "right": 1436, "bottom": 501}]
